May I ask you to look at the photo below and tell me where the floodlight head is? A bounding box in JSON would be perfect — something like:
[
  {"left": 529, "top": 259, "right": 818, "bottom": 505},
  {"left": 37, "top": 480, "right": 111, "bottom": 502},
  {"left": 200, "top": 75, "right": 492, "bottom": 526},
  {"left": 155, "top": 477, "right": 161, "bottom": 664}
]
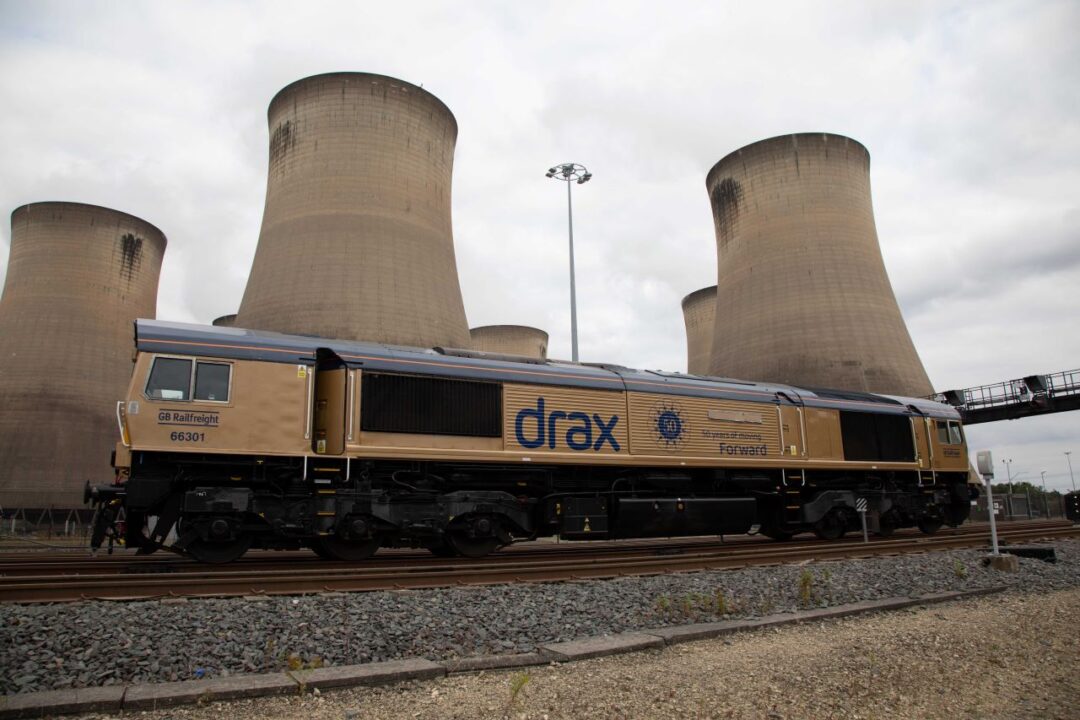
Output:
[{"left": 545, "top": 172, "right": 554, "bottom": 178}]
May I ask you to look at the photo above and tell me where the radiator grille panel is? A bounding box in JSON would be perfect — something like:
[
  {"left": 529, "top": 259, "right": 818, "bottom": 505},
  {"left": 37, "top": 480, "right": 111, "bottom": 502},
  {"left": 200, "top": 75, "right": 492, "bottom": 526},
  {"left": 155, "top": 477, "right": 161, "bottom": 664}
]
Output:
[{"left": 360, "top": 373, "right": 501, "bottom": 437}]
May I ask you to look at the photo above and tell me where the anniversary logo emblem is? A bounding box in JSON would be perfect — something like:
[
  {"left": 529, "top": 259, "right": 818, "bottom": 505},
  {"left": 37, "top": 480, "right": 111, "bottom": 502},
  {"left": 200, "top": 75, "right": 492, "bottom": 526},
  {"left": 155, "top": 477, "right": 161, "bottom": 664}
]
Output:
[{"left": 652, "top": 401, "right": 688, "bottom": 449}]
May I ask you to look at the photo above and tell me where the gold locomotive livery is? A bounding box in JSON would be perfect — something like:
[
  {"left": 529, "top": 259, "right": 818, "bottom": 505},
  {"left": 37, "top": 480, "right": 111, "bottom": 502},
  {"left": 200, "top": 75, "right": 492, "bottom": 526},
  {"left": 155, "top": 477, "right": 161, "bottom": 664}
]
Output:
[{"left": 87, "top": 320, "right": 974, "bottom": 563}]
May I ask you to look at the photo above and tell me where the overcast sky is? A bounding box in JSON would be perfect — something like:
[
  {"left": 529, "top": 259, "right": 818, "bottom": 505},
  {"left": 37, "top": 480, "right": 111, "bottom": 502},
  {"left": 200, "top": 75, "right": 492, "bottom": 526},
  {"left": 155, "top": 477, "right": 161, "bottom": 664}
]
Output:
[{"left": 1, "top": 0, "right": 1077, "bottom": 491}]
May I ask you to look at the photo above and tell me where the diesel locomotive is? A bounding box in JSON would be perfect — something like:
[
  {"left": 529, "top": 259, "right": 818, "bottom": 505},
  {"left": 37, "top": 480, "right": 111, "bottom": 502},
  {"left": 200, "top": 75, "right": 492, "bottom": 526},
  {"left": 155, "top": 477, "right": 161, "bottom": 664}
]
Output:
[{"left": 86, "top": 320, "right": 975, "bottom": 563}]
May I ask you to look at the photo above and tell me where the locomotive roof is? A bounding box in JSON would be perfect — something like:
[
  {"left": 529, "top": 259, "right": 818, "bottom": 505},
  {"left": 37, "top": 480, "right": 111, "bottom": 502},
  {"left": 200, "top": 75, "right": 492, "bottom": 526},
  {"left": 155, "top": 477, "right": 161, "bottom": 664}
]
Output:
[{"left": 135, "top": 320, "right": 959, "bottom": 420}]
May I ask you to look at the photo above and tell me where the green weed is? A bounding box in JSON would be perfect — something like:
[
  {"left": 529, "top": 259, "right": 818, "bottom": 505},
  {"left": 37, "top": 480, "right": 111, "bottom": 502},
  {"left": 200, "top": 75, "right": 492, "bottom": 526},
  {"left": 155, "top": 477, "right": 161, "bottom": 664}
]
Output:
[
  {"left": 506, "top": 672, "right": 531, "bottom": 713},
  {"left": 798, "top": 568, "right": 815, "bottom": 607},
  {"left": 714, "top": 589, "right": 728, "bottom": 616}
]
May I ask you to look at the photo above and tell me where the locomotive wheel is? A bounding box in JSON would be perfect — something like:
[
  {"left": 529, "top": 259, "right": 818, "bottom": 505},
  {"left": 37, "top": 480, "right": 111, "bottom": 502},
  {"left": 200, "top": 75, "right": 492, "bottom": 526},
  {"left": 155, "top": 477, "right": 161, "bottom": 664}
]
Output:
[
  {"left": 312, "top": 535, "right": 380, "bottom": 562},
  {"left": 427, "top": 542, "right": 458, "bottom": 558},
  {"left": 446, "top": 532, "right": 500, "bottom": 558},
  {"left": 446, "top": 515, "right": 503, "bottom": 558},
  {"left": 875, "top": 511, "right": 898, "bottom": 538},
  {"left": 187, "top": 535, "right": 252, "bottom": 564},
  {"left": 917, "top": 516, "right": 944, "bottom": 535},
  {"left": 760, "top": 526, "right": 794, "bottom": 542},
  {"left": 309, "top": 541, "right": 336, "bottom": 560},
  {"left": 813, "top": 510, "right": 846, "bottom": 541}
]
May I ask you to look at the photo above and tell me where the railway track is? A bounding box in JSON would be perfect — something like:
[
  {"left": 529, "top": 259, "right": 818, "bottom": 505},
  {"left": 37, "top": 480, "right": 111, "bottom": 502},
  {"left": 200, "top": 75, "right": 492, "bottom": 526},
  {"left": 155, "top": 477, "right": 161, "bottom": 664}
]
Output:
[
  {"left": 0, "top": 519, "right": 1061, "bottom": 576},
  {"left": 1, "top": 521, "right": 1074, "bottom": 603},
  {"left": 2, "top": 521, "right": 1071, "bottom": 570}
]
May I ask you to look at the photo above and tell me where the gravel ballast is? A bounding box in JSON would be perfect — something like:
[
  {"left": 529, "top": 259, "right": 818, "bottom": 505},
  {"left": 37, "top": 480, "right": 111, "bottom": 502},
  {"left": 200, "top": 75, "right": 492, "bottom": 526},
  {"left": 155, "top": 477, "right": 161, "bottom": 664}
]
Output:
[{"left": 3, "top": 539, "right": 1079, "bottom": 696}]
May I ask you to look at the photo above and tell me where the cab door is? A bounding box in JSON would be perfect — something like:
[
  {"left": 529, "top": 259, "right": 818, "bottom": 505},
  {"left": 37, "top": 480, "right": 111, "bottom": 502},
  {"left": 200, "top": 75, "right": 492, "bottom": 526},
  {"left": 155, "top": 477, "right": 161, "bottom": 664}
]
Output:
[
  {"left": 907, "top": 408, "right": 933, "bottom": 469},
  {"left": 776, "top": 393, "right": 805, "bottom": 458},
  {"left": 311, "top": 349, "right": 347, "bottom": 455}
]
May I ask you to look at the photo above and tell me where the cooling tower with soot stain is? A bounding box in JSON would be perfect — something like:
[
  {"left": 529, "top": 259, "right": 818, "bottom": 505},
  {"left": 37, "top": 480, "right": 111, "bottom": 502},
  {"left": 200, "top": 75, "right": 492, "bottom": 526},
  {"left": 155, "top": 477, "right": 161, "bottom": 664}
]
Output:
[
  {"left": 470, "top": 325, "right": 549, "bottom": 359},
  {"left": 705, "top": 133, "right": 933, "bottom": 397},
  {"left": 681, "top": 285, "right": 717, "bottom": 376},
  {"left": 236, "top": 72, "right": 471, "bottom": 348},
  {"left": 0, "top": 202, "right": 166, "bottom": 508}
]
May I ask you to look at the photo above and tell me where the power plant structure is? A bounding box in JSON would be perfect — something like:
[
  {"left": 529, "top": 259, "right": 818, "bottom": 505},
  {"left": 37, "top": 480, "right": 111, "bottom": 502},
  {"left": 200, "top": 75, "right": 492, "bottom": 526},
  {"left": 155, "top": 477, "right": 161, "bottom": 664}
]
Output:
[
  {"left": 470, "top": 325, "right": 549, "bottom": 359},
  {"left": 212, "top": 314, "right": 237, "bottom": 327},
  {"left": 0, "top": 202, "right": 166, "bottom": 509},
  {"left": 236, "top": 72, "right": 471, "bottom": 349},
  {"left": 681, "top": 285, "right": 717, "bottom": 376},
  {"left": 705, "top": 133, "right": 933, "bottom": 397}
]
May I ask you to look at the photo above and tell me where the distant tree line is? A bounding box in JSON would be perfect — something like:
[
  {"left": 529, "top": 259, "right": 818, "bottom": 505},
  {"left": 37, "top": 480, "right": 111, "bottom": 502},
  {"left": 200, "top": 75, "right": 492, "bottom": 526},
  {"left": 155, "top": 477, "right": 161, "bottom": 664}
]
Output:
[{"left": 989, "top": 481, "right": 1066, "bottom": 500}]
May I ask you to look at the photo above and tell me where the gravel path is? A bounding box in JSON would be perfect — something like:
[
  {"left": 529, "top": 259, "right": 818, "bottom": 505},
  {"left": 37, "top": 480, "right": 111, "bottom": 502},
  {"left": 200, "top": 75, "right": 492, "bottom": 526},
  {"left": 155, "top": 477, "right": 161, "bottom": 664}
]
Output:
[
  {"left": 3, "top": 539, "right": 1079, "bottom": 697},
  {"left": 77, "top": 586, "right": 1077, "bottom": 720}
]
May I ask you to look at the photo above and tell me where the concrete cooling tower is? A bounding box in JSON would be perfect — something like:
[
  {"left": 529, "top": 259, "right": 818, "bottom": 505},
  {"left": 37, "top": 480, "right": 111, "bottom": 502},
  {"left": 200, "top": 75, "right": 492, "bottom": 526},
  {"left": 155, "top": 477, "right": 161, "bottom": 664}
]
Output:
[
  {"left": 236, "top": 72, "right": 471, "bottom": 348},
  {"left": 212, "top": 314, "right": 237, "bottom": 327},
  {"left": 470, "top": 325, "right": 548, "bottom": 359},
  {"left": 681, "top": 285, "right": 717, "bottom": 376},
  {"left": 0, "top": 202, "right": 166, "bottom": 508},
  {"left": 706, "top": 133, "right": 932, "bottom": 396}
]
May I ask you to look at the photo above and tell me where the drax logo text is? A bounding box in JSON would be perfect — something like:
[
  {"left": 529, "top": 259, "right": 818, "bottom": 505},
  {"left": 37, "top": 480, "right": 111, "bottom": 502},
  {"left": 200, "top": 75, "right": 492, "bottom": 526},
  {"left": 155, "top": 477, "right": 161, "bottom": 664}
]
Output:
[{"left": 514, "top": 398, "right": 621, "bottom": 452}]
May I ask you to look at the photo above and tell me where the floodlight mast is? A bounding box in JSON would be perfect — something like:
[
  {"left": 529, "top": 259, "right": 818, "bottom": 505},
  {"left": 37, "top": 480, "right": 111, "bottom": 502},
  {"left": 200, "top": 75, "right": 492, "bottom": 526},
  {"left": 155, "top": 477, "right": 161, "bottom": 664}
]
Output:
[{"left": 545, "top": 163, "right": 591, "bottom": 362}]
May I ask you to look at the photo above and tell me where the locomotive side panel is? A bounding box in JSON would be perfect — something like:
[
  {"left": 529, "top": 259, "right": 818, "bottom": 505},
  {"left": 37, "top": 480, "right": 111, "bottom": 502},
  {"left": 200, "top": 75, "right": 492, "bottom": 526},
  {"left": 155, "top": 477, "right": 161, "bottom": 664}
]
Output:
[
  {"left": 625, "top": 392, "right": 782, "bottom": 460},
  {"left": 503, "top": 383, "right": 628, "bottom": 459},
  {"left": 124, "top": 353, "right": 309, "bottom": 457},
  {"left": 803, "top": 408, "right": 844, "bottom": 461},
  {"left": 912, "top": 416, "right": 934, "bottom": 469},
  {"left": 778, "top": 405, "right": 805, "bottom": 458},
  {"left": 928, "top": 418, "right": 969, "bottom": 472}
]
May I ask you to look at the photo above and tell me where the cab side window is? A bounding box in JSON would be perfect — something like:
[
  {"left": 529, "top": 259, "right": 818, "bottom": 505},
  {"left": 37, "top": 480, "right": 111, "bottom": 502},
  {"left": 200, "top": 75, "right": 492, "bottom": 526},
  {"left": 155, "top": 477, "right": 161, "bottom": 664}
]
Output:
[
  {"left": 195, "top": 363, "right": 230, "bottom": 401},
  {"left": 935, "top": 420, "right": 964, "bottom": 445},
  {"left": 145, "top": 357, "right": 231, "bottom": 402},
  {"left": 146, "top": 358, "right": 192, "bottom": 400}
]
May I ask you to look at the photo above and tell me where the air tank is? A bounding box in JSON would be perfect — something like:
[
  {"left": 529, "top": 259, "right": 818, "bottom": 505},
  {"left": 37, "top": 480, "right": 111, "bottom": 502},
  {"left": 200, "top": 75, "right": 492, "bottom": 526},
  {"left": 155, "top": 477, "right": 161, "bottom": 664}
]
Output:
[
  {"left": 0, "top": 202, "right": 166, "bottom": 508},
  {"left": 236, "top": 72, "right": 471, "bottom": 348},
  {"left": 681, "top": 286, "right": 717, "bottom": 376},
  {"left": 705, "top": 133, "right": 933, "bottom": 396},
  {"left": 470, "top": 325, "right": 548, "bottom": 359}
]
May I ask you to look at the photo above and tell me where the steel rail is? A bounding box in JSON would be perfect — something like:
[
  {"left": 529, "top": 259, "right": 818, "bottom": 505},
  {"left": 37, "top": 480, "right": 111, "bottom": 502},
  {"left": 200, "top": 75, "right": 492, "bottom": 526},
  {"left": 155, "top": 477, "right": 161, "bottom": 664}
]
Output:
[
  {"left": 0, "top": 520, "right": 1066, "bottom": 576},
  {"left": 1, "top": 524, "right": 1075, "bottom": 604}
]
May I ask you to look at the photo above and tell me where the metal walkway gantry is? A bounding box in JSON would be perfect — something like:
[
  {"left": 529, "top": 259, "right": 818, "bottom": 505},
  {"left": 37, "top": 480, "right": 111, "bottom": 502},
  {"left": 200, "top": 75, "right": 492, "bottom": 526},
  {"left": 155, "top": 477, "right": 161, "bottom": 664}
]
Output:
[{"left": 930, "top": 368, "right": 1080, "bottom": 424}]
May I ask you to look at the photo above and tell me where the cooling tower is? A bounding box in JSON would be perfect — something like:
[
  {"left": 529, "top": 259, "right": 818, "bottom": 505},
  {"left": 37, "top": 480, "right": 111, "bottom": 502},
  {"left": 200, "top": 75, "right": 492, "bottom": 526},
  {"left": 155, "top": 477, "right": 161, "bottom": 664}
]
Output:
[
  {"left": 212, "top": 314, "right": 237, "bottom": 327},
  {"left": 470, "top": 325, "right": 548, "bottom": 359},
  {"left": 682, "top": 285, "right": 717, "bottom": 376},
  {"left": 706, "top": 133, "right": 933, "bottom": 396},
  {"left": 0, "top": 202, "right": 166, "bottom": 508},
  {"left": 236, "top": 72, "right": 471, "bottom": 348}
]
